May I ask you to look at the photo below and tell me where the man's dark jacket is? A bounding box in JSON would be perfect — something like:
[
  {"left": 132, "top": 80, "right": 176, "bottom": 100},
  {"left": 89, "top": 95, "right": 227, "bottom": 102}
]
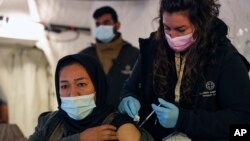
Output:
[{"left": 79, "top": 41, "right": 139, "bottom": 107}]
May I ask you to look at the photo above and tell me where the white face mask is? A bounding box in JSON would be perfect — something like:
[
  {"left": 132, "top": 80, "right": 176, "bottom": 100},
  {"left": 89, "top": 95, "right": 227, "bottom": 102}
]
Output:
[
  {"left": 95, "top": 25, "right": 115, "bottom": 43},
  {"left": 60, "top": 93, "right": 96, "bottom": 120},
  {"left": 165, "top": 33, "right": 195, "bottom": 53}
]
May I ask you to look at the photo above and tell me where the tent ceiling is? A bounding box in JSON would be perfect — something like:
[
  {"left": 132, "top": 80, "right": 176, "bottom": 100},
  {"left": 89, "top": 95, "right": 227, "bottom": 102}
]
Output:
[
  {"left": 33, "top": 0, "right": 150, "bottom": 28},
  {"left": 35, "top": 0, "right": 92, "bottom": 27},
  {"left": 0, "top": 0, "right": 29, "bottom": 14}
]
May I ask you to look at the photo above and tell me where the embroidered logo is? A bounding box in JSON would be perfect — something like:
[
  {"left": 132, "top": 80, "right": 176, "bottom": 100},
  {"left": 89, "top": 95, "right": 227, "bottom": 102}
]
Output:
[
  {"left": 200, "top": 81, "right": 216, "bottom": 97},
  {"left": 205, "top": 81, "right": 215, "bottom": 91},
  {"left": 121, "top": 65, "right": 132, "bottom": 75}
]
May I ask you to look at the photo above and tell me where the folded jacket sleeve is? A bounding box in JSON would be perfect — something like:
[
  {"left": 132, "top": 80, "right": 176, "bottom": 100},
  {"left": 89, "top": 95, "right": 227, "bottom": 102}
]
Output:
[{"left": 120, "top": 55, "right": 141, "bottom": 100}]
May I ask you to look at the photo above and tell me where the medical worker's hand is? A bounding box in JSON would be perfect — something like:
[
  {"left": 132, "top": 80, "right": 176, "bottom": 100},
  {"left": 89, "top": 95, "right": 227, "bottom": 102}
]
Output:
[
  {"left": 151, "top": 98, "right": 179, "bottom": 128},
  {"left": 118, "top": 96, "right": 141, "bottom": 118}
]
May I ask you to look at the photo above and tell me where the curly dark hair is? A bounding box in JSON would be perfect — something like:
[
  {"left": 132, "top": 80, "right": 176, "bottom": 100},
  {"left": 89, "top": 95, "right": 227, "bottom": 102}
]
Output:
[{"left": 153, "top": 0, "right": 221, "bottom": 101}]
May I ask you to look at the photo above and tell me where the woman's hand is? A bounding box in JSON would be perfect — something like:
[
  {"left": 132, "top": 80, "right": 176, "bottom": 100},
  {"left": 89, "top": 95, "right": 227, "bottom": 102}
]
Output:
[
  {"left": 152, "top": 98, "right": 179, "bottom": 128},
  {"left": 80, "top": 124, "right": 117, "bottom": 141}
]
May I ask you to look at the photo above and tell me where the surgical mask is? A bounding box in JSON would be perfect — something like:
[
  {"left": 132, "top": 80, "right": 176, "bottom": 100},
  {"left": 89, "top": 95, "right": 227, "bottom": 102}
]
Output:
[
  {"left": 165, "top": 33, "right": 195, "bottom": 52},
  {"left": 60, "top": 93, "right": 96, "bottom": 120},
  {"left": 95, "top": 25, "right": 115, "bottom": 43}
]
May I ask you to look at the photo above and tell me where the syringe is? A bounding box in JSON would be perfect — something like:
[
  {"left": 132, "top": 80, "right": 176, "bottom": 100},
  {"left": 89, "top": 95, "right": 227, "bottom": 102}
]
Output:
[{"left": 139, "top": 103, "right": 161, "bottom": 127}]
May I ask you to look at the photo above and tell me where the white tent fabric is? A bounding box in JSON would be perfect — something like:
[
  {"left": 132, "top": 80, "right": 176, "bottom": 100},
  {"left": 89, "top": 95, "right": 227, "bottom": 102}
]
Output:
[
  {"left": 0, "top": 45, "right": 54, "bottom": 137},
  {"left": 220, "top": 0, "right": 250, "bottom": 62},
  {"left": 33, "top": 0, "right": 250, "bottom": 68}
]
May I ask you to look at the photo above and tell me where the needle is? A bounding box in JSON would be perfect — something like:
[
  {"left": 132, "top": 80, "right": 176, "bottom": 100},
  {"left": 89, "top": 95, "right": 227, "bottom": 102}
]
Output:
[{"left": 139, "top": 103, "right": 161, "bottom": 127}]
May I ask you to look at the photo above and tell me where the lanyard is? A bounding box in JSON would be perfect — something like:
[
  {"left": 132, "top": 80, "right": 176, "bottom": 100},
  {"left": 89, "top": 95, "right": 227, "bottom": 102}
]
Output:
[{"left": 174, "top": 53, "right": 186, "bottom": 103}]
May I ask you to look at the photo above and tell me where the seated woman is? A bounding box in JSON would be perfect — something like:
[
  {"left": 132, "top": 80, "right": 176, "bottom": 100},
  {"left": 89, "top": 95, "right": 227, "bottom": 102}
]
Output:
[
  {"left": 0, "top": 90, "right": 8, "bottom": 123},
  {"left": 0, "top": 103, "right": 8, "bottom": 123},
  {"left": 28, "top": 54, "right": 141, "bottom": 141}
]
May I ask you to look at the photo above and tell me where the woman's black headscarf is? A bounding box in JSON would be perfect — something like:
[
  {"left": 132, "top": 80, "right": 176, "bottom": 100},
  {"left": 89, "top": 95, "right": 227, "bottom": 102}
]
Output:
[{"left": 55, "top": 54, "right": 113, "bottom": 134}]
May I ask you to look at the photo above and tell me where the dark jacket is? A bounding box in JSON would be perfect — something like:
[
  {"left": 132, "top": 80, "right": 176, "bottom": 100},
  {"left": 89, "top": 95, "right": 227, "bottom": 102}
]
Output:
[
  {"left": 79, "top": 41, "right": 139, "bottom": 107},
  {"left": 28, "top": 111, "right": 155, "bottom": 141},
  {"left": 121, "top": 23, "right": 250, "bottom": 140},
  {"left": 29, "top": 54, "right": 155, "bottom": 141}
]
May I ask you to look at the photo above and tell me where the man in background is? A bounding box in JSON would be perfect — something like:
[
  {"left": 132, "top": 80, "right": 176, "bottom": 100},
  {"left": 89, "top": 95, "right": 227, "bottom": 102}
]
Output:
[
  {"left": 79, "top": 6, "right": 139, "bottom": 107},
  {"left": 0, "top": 89, "right": 8, "bottom": 123}
]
